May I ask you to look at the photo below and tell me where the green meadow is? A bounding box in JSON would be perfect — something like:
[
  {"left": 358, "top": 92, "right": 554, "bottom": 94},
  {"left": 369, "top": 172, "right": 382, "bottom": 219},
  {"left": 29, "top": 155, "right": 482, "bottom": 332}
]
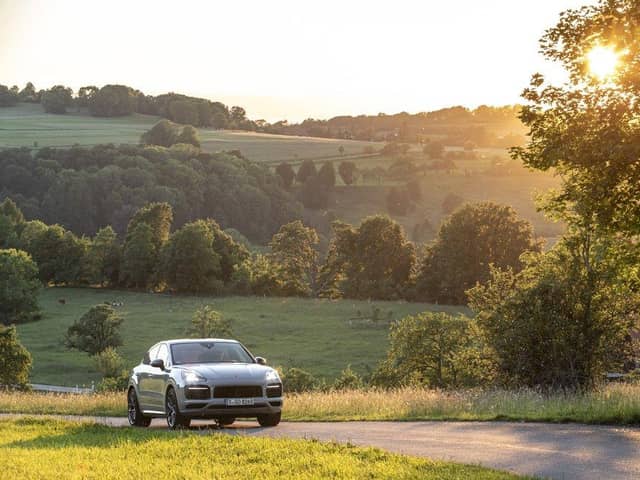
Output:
[{"left": 16, "top": 288, "right": 463, "bottom": 386}]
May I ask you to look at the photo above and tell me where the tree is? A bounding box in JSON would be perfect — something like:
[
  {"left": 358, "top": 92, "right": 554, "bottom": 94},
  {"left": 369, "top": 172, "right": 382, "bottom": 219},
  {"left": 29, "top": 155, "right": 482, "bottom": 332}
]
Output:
[
  {"left": 120, "top": 222, "right": 157, "bottom": 288},
  {"left": 65, "top": 304, "right": 124, "bottom": 355},
  {"left": 41, "top": 85, "right": 73, "bottom": 114},
  {"left": 415, "top": 202, "right": 540, "bottom": 304},
  {"left": 296, "top": 159, "right": 317, "bottom": 184},
  {"left": 0, "top": 249, "right": 41, "bottom": 325},
  {"left": 140, "top": 119, "right": 180, "bottom": 147},
  {"left": 386, "top": 187, "right": 410, "bottom": 215},
  {"left": 375, "top": 312, "right": 479, "bottom": 387},
  {"left": 126, "top": 202, "right": 173, "bottom": 252},
  {"left": 299, "top": 174, "right": 329, "bottom": 209},
  {"left": 468, "top": 235, "right": 638, "bottom": 390},
  {"left": 0, "top": 84, "right": 19, "bottom": 107},
  {"left": 0, "top": 325, "right": 32, "bottom": 387},
  {"left": 187, "top": 305, "right": 233, "bottom": 338},
  {"left": 317, "top": 161, "right": 336, "bottom": 188},
  {"left": 85, "top": 226, "right": 121, "bottom": 286},
  {"left": 0, "top": 198, "right": 24, "bottom": 248},
  {"left": 168, "top": 100, "right": 199, "bottom": 125},
  {"left": 512, "top": 0, "right": 640, "bottom": 239},
  {"left": 76, "top": 86, "right": 98, "bottom": 107},
  {"left": 89, "top": 85, "right": 136, "bottom": 117},
  {"left": 275, "top": 162, "right": 295, "bottom": 189},
  {"left": 161, "top": 220, "right": 223, "bottom": 293},
  {"left": 319, "top": 215, "right": 415, "bottom": 300},
  {"left": 18, "top": 82, "right": 38, "bottom": 103},
  {"left": 268, "top": 221, "right": 319, "bottom": 296},
  {"left": 338, "top": 161, "right": 357, "bottom": 185},
  {"left": 176, "top": 125, "right": 200, "bottom": 147}
]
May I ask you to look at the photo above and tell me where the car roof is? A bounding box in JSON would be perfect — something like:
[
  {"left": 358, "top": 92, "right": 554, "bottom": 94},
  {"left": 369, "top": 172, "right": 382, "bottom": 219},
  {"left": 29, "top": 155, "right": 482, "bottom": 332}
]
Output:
[{"left": 162, "top": 338, "right": 239, "bottom": 345}]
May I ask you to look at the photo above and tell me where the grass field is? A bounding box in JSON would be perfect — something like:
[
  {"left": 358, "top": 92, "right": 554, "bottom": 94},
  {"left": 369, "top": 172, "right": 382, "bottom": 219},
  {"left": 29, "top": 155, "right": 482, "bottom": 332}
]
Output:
[
  {"left": 0, "top": 418, "right": 525, "bottom": 480},
  {"left": 1, "top": 384, "right": 638, "bottom": 425},
  {"left": 16, "top": 288, "right": 461, "bottom": 386},
  {"left": 0, "top": 103, "right": 380, "bottom": 162}
]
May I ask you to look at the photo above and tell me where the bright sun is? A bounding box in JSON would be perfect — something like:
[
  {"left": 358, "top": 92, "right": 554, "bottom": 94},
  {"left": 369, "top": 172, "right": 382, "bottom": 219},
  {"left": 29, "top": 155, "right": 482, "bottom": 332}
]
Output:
[{"left": 586, "top": 46, "right": 620, "bottom": 80}]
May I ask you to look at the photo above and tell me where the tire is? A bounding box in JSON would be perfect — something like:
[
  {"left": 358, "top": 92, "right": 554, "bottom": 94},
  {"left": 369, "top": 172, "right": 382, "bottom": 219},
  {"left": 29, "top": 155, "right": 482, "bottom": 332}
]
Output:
[
  {"left": 127, "top": 388, "right": 151, "bottom": 427},
  {"left": 257, "top": 412, "right": 281, "bottom": 427},
  {"left": 217, "top": 416, "right": 235, "bottom": 426},
  {"left": 165, "top": 388, "right": 191, "bottom": 429}
]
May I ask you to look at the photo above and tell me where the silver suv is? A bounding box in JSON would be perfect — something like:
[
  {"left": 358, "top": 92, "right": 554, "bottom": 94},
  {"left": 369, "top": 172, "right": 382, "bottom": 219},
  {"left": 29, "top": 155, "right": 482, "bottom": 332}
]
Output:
[{"left": 127, "top": 339, "right": 283, "bottom": 429}]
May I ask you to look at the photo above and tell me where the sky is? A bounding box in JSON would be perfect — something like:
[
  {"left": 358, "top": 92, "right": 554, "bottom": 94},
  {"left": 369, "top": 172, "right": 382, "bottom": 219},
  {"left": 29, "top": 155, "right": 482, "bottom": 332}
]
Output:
[{"left": 0, "top": 0, "right": 593, "bottom": 122}]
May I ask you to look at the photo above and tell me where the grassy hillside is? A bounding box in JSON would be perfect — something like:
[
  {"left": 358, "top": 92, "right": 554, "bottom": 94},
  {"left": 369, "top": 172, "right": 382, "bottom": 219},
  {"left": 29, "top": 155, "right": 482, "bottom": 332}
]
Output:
[
  {"left": 0, "top": 104, "right": 380, "bottom": 162},
  {"left": 16, "top": 288, "right": 464, "bottom": 386},
  {"left": 0, "top": 418, "right": 526, "bottom": 480}
]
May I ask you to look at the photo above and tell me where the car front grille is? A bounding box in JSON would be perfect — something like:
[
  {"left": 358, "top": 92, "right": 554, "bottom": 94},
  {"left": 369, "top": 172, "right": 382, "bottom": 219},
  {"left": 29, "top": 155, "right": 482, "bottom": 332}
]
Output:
[
  {"left": 266, "top": 383, "right": 283, "bottom": 398},
  {"left": 185, "top": 385, "right": 211, "bottom": 400},
  {"left": 213, "top": 385, "right": 263, "bottom": 398}
]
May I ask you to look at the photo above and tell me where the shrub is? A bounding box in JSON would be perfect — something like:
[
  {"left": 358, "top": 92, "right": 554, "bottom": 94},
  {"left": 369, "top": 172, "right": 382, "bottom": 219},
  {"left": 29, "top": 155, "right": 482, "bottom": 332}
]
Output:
[
  {"left": 64, "top": 304, "right": 124, "bottom": 355},
  {"left": 187, "top": 306, "right": 233, "bottom": 338},
  {"left": 333, "top": 365, "right": 363, "bottom": 390},
  {"left": 281, "top": 367, "right": 318, "bottom": 393},
  {"left": 0, "top": 325, "right": 32, "bottom": 387}
]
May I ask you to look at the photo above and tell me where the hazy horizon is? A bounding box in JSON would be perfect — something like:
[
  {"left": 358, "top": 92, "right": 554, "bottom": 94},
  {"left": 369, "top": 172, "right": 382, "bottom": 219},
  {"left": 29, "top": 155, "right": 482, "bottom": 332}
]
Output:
[{"left": 1, "top": 0, "right": 593, "bottom": 122}]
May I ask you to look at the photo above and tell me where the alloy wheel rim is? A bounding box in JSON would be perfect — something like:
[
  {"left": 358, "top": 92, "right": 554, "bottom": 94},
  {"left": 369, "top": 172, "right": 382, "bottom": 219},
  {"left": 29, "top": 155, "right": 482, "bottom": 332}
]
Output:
[
  {"left": 167, "top": 393, "right": 177, "bottom": 427},
  {"left": 128, "top": 391, "right": 137, "bottom": 423}
]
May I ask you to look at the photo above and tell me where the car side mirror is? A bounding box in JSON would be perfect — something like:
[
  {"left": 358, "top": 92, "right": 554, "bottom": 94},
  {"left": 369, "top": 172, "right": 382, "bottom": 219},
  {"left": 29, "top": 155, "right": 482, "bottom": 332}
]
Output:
[
  {"left": 255, "top": 356, "right": 267, "bottom": 365},
  {"left": 150, "top": 359, "right": 165, "bottom": 370}
]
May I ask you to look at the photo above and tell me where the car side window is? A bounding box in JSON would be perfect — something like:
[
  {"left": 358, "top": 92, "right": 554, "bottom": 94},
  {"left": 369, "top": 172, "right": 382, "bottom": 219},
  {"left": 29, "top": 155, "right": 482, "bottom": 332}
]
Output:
[
  {"left": 157, "top": 343, "right": 170, "bottom": 366},
  {"left": 143, "top": 344, "right": 160, "bottom": 365}
]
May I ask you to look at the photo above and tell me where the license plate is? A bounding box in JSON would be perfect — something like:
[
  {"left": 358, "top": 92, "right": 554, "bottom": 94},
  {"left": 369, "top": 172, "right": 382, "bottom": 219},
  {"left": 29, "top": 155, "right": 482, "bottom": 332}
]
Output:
[{"left": 226, "top": 398, "right": 254, "bottom": 406}]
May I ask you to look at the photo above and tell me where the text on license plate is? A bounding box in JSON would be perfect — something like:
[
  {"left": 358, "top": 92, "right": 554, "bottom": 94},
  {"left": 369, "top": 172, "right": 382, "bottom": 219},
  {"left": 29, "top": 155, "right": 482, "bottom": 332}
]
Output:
[{"left": 226, "top": 398, "right": 254, "bottom": 406}]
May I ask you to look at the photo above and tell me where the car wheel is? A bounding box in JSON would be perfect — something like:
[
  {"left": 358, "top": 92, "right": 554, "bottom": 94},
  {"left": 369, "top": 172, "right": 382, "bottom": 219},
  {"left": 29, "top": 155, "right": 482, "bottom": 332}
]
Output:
[
  {"left": 165, "top": 387, "right": 191, "bottom": 429},
  {"left": 127, "top": 388, "right": 151, "bottom": 427},
  {"left": 217, "top": 416, "right": 235, "bottom": 426},
  {"left": 257, "top": 412, "right": 281, "bottom": 427}
]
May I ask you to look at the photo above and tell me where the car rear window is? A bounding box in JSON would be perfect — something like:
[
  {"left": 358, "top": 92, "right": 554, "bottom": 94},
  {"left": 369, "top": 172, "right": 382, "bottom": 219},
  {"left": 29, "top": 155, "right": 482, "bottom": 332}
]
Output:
[{"left": 170, "top": 342, "right": 254, "bottom": 365}]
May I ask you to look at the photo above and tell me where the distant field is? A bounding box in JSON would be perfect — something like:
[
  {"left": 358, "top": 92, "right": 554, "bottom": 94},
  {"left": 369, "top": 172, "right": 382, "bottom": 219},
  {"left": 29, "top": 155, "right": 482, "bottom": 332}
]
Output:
[
  {"left": 16, "top": 288, "right": 463, "bottom": 386},
  {"left": 0, "top": 104, "right": 380, "bottom": 162}
]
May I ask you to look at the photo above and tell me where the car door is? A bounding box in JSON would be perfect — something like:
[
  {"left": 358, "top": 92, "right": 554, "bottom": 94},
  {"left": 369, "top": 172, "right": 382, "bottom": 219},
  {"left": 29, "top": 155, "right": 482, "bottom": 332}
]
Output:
[
  {"left": 147, "top": 343, "right": 171, "bottom": 411},
  {"left": 137, "top": 344, "right": 160, "bottom": 411}
]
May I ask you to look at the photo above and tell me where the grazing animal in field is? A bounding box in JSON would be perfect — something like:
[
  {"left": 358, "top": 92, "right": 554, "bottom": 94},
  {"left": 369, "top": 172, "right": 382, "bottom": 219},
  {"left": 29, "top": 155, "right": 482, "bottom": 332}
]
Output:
[{"left": 58, "top": 298, "right": 66, "bottom": 305}]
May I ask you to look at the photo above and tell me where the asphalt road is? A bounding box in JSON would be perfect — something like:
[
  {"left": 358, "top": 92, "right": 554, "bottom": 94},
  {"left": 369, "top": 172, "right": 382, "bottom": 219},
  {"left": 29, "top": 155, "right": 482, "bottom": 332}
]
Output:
[{"left": 3, "top": 414, "right": 640, "bottom": 479}]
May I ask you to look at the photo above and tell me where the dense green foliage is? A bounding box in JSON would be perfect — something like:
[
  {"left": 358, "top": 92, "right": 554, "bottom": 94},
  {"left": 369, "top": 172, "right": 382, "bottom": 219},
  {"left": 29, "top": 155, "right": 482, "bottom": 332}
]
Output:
[
  {"left": 467, "top": 236, "right": 638, "bottom": 389},
  {"left": 64, "top": 304, "right": 124, "bottom": 355},
  {"left": 141, "top": 120, "right": 201, "bottom": 147},
  {"left": 319, "top": 215, "right": 415, "bottom": 300},
  {"left": 40, "top": 86, "right": 73, "bottom": 114},
  {"left": 374, "top": 312, "right": 488, "bottom": 388},
  {"left": 0, "top": 326, "right": 32, "bottom": 387},
  {"left": 0, "top": 144, "right": 302, "bottom": 243},
  {"left": 0, "top": 249, "right": 41, "bottom": 325},
  {"left": 416, "top": 202, "right": 540, "bottom": 304}
]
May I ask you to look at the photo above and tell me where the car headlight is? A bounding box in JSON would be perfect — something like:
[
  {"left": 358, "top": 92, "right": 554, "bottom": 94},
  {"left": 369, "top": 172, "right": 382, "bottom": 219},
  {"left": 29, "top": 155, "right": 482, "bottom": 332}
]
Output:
[
  {"left": 265, "top": 369, "right": 280, "bottom": 382},
  {"left": 182, "top": 370, "right": 206, "bottom": 384}
]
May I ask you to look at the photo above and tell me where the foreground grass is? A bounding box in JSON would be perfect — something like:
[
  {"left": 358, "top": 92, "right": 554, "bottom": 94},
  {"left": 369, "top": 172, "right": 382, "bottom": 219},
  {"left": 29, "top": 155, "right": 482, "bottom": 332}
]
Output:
[
  {"left": 0, "top": 418, "right": 525, "bottom": 480},
  {"left": 2, "top": 384, "right": 639, "bottom": 425}
]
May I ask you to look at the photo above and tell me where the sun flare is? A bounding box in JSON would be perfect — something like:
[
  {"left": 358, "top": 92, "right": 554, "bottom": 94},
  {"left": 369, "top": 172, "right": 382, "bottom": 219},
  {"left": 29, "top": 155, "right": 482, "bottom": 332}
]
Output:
[{"left": 586, "top": 46, "right": 620, "bottom": 80}]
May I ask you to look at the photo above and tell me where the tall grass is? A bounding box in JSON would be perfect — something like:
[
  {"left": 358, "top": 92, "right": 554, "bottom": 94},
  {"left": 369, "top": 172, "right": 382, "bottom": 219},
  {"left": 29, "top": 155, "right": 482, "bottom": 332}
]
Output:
[{"left": 2, "top": 384, "right": 639, "bottom": 424}]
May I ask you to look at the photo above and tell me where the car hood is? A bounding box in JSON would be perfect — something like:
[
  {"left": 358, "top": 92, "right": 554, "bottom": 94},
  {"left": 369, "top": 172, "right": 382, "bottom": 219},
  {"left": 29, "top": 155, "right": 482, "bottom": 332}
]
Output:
[{"left": 180, "top": 363, "right": 273, "bottom": 382}]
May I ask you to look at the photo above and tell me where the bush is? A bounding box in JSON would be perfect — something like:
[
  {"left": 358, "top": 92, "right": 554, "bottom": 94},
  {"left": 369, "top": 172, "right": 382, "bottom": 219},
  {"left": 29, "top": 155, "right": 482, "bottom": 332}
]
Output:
[
  {"left": 96, "top": 373, "right": 129, "bottom": 392},
  {"left": 281, "top": 367, "right": 318, "bottom": 393},
  {"left": 0, "top": 249, "right": 41, "bottom": 325},
  {"left": 333, "top": 365, "right": 363, "bottom": 390},
  {"left": 65, "top": 304, "right": 124, "bottom": 355},
  {"left": 187, "top": 306, "right": 233, "bottom": 338},
  {"left": 93, "top": 347, "right": 125, "bottom": 378},
  {"left": 0, "top": 325, "right": 32, "bottom": 387}
]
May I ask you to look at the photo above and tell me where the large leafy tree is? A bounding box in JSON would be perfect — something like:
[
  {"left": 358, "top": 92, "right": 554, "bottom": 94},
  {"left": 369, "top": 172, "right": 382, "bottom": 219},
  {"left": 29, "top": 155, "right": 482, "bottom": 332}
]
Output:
[
  {"left": 415, "top": 202, "right": 540, "bottom": 304},
  {"left": 120, "top": 222, "right": 157, "bottom": 288},
  {"left": 513, "top": 0, "right": 640, "bottom": 238},
  {"left": 319, "top": 215, "right": 415, "bottom": 300},
  {"left": 275, "top": 162, "right": 295, "bottom": 189},
  {"left": 65, "top": 304, "right": 124, "bottom": 355},
  {"left": 85, "top": 226, "right": 121, "bottom": 286},
  {"left": 0, "top": 325, "right": 32, "bottom": 387},
  {"left": 125, "top": 202, "right": 173, "bottom": 252},
  {"left": 467, "top": 236, "right": 638, "bottom": 389},
  {"left": 0, "top": 249, "right": 41, "bottom": 325},
  {"left": 41, "top": 85, "right": 73, "bottom": 114},
  {"left": 268, "top": 220, "right": 319, "bottom": 296}
]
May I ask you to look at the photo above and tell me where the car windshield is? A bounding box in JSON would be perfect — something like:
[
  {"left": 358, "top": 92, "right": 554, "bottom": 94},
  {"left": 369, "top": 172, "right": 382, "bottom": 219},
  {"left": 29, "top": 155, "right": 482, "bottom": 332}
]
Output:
[{"left": 170, "top": 342, "right": 254, "bottom": 365}]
